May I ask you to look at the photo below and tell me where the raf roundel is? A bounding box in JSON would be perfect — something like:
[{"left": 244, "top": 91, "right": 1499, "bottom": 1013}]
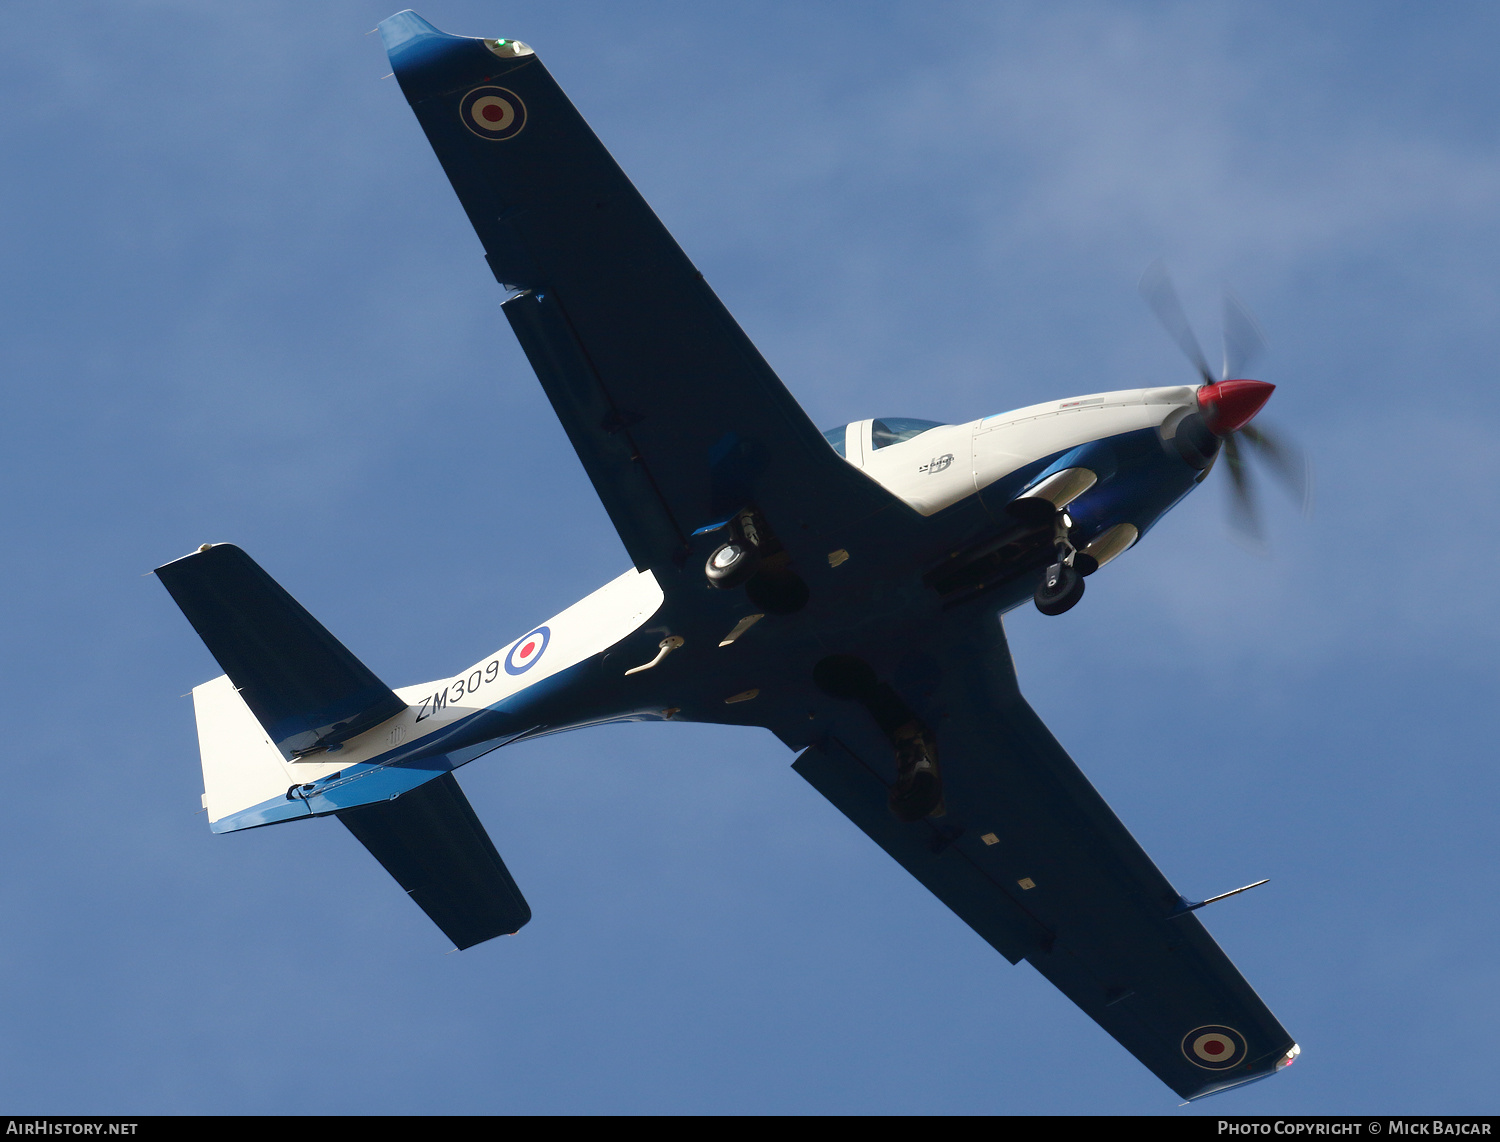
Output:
[
  {"left": 1181, "top": 1025, "right": 1248, "bottom": 1070},
  {"left": 505, "top": 626, "right": 550, "bottom": 675},
  {"left": 460, "top": 86, "right": 527, "bottom": 140}
]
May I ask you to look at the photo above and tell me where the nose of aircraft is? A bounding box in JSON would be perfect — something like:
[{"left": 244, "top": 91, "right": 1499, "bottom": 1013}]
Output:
[{"left": 1197, "top": 379, "right": 1274, "bottom": 436}]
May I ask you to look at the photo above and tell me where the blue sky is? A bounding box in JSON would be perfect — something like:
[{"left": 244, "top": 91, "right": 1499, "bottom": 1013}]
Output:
[{"left": 1, "top": 0, "right": 1497, "bottom": 1115}]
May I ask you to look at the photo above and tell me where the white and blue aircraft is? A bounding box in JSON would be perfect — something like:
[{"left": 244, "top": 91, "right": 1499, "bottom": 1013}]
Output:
[{"left": 156, "top": 12, "right": 1301, "bottom": 1101}]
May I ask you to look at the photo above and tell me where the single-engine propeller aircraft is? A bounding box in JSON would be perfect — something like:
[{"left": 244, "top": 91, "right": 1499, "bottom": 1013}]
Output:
[{"left": 155, "top": 12, "right": 1301, "bottom": 1101}]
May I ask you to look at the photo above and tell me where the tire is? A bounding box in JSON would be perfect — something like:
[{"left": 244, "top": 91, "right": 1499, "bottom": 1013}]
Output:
[
  {"left": 705, "top": 541, "right": 759, "bottom": 589},
  {"left": 1034, "top": 564, "right": 1085, "bottom": 616}
]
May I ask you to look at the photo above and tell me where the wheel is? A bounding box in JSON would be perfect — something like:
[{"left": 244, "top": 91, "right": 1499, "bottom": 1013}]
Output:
[
  {"left": 1034, "top": 563, "right": 1085, "bottom": 615},
  {"left": 889, "top": 730, "right": 944, "bottom": 822},
  {"left": 705, "top": 541, "right": 759, "bottom": 589}
]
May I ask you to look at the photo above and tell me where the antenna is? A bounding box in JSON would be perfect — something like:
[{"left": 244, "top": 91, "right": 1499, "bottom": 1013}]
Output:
[{"left": 1170, "top": 878, "right": 1270, "bottom": 917}]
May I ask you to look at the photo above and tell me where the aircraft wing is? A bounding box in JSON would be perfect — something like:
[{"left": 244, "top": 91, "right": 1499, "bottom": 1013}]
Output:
[
  {"left": 380, "top": 13, "right": 911, "bottom": 573},
  {"left": 793, "top": 609, "right": 1297, "bottom": 1101}
]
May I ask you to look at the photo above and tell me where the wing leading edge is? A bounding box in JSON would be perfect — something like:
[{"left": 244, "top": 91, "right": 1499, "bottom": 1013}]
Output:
[
  {"left": 794, "top": 608, "right": 1296, "bottom": 1100},
  {"left": 379, "top": 12, "right": 912, "bottom": 574}
]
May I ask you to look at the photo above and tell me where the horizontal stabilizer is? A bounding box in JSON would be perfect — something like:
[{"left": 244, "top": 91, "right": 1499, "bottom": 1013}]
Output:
[
  {"left": 339, "top": 771, "right": 531, "bottom": 950},
  {"left": 157, "top": 544, "right": 405, "bottom": 758}
]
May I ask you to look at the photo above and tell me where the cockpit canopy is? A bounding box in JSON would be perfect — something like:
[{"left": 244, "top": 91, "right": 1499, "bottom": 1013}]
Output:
[{"left": 822, "top": 418, "right": 945, "bottom": 458}]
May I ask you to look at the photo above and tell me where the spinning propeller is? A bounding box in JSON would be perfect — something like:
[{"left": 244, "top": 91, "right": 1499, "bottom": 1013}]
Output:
[{"left": 1139, "top": 262, "right": 1309, "bottom": 541}]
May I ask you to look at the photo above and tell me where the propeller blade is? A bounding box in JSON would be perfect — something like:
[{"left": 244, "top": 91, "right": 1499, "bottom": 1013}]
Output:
[
  {"left": 1221, "top": 290, "right": 1267, "bottom": 381},
  {"left": 1139, "top": 261, "right": 1214, "bottom": 386},
  {"left": 1222, "top": 432, "right": 1264, "bottom": 542},
  {"left": 1239, "top": 423, "right": 1312, "bottom": 516}
]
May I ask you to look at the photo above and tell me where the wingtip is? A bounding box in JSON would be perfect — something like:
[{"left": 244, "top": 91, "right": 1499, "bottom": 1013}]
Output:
[
  {"left": 377, "top": 10, "right": 447, "bottom": 55},
  {"left": 1178, "top": 1044, "right": 1300, "bottom": 1102},
  {"left": 153, "top": 542, "right": 232, "bottom": 575}
]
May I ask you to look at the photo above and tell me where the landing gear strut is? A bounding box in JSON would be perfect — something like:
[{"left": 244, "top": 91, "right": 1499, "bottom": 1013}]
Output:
[
  {"left": 890, "top": 721, "right": 943, "bottom": 822},
  {"left": 812, "top": 654, "right": 944, "bottom": 821},
  {"left": 1035, "top": 511, "right": 1087, "bottom": 616}
]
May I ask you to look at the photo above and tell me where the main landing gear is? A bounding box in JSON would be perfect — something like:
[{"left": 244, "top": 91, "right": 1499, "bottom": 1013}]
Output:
[
  {"left": 1034, "top": 511, "right": 1094, "bottom": 616},
  {"left": 704, "top": 509, "right": 762, "bottom": 589},
  {"left": 890, "top": 721, "right": 942, "bottom": 822},
  {"left": 704, "top": 507, "right": 810, "bottom": 614},
  {"left": 813, "top": 654, "right": 944, "bottom": 822}
]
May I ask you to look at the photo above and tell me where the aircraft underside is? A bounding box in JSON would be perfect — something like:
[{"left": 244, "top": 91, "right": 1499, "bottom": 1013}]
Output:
[{"left": 153, "top": 11, "right": 1300, "bottom": 1103}]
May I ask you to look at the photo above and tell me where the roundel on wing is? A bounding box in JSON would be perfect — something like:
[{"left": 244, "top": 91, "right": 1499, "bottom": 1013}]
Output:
[
  {"left": 460, "top": 86, "right": 527, "bottom": 140},
  {"left": 505, "top": 626, "right": 550, "bottom": 675},
  {"left": 1181, "top": 1025, "right": 1247, "bottom": 1070}
]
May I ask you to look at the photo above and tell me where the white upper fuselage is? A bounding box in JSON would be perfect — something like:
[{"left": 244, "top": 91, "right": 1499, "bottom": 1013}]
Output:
[{"left": 840, "top": 385, "right": 1197, "bottom": 516}]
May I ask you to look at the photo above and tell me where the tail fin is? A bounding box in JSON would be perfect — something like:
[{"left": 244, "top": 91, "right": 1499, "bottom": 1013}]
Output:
[
  {"left": 156, "top": 544, "right": 405, "bottom": 758},
  {"left": 340, "top": 772, "right": 532, "bottom": 948}
]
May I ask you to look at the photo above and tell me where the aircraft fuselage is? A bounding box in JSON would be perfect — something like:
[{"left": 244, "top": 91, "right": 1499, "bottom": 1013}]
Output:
[{"left": 201, "top": 383, "right": 1210, "bottom": 833}]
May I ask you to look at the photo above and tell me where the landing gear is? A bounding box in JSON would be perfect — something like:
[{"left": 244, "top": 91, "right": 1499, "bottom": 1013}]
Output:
[
  {"left": 1035, "top": 561, "right": 1085, "bottom": 615},
  {"left": 705, "top": 509, "right": 764, "bottom": 588},
  {"left": 1034, "top": 511, "right": 1087, "bottom": 616},
  {"left": 704, "top": 507, "right": 809, "bottom": 613},
  {"left": 813, "top": 654, "right": 945, "bottom": 821},
  {"left": 704, "top": 539, "right": 759, "bottom": 588},
  {"left": 890, "top": 722, "right": 943, "bottom": 822}
]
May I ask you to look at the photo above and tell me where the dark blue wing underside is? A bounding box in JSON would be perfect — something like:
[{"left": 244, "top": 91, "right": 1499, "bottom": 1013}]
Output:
[
  {"left": 795, "top": 607, "right": 1295, "bottom": 1100},
  {"left": 380, "top": 13, "right": 910, "bottom": 572}
]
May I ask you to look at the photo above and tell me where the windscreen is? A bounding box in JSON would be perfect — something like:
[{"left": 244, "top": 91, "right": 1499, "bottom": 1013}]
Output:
[{"left": 871, "top": 418, "right": 945, "bottom": 449}]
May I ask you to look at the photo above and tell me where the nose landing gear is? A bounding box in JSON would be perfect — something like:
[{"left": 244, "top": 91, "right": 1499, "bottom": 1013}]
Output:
[
  {"left": 1035, "top": 511, "right": 1089, "bottom": 616},
  {"left": 1036, "top": 562, "right": 1085, "bottom": 615}
]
